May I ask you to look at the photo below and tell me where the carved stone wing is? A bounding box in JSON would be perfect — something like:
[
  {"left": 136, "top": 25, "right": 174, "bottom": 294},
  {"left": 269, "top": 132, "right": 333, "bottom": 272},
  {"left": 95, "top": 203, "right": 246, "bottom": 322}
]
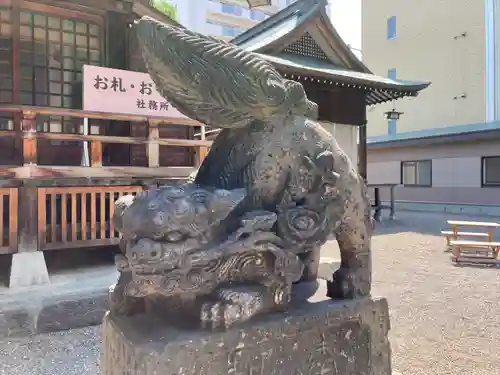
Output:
[{"left": 136, "top": 16, "right": 318, "bottom": 128}]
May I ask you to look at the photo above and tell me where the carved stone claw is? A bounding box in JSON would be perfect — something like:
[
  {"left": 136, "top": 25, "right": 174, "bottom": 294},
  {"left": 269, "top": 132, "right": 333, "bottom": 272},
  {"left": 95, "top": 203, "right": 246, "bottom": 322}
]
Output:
[
  {"left": 200, "top": 300, "right": 241, "bottom": 330},
  {"left": 115, "top": 254, "right": 130, "bottom": 272},
  {"left": 326, "top": 266, "right": 371, "bottom": 299},
  {"left": 109, "top": 279, "right": 143, "bottom": 316},
  {"left": 200, "top": 286, "right": 270, "bottom": 330}
]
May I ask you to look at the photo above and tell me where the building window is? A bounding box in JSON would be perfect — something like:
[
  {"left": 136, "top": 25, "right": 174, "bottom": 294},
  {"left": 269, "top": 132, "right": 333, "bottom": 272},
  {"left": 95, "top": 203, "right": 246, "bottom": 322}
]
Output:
[
  {"left": 401, "top": 160, "right": 432, "bottom": 186},
  {"left": 388, "top": 119, "right": 397, "bottom": 135},
  {"left": 19, "top": 11, "right": 102, "bottom": 110},
  {"left": 482, "top": 156, "right": 500, "bottom": 186},
  {"left": 221, "top": 3, "right": 243, "bottom": 17},
  {"left": 221, "top": 26, "right": 235, "bottom": 37},
  {"left": 387, "top": 68, "right": 396, "bottom": 80},
  {"left": 221, "top": 25, "right": 245, "bottom": 37},
  {"left": 250, "top": 10, "right": 266, "bottom": 21},
  {"left": 387, "top": 16, "right": 396, "bottom": 40}
]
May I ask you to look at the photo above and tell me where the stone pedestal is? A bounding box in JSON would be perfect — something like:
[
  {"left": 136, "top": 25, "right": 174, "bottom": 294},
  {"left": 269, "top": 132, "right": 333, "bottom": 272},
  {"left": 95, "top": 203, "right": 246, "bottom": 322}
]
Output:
[
  {"left": 102, "top": 281, "right": 392, "bottom": 375},
  {"left": 9, "top": 252, "right": 50, "bottom": 288}
]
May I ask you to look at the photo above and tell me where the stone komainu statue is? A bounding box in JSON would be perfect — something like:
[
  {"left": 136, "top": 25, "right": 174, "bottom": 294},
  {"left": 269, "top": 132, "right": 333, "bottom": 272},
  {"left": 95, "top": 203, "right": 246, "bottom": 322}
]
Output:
[{"left": 110, "top": 16, "right": 373, "bottom": 330}]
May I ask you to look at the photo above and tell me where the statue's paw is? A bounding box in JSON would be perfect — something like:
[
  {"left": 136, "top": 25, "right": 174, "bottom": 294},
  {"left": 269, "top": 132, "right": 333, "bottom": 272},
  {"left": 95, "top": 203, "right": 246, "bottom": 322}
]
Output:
[
  {"left": 109, "top": 283, "right": 139, "bottom": 316},
  {"left": 200, "top": 286, "right": 272, "bottom": 329},
  {"left": 200, "top": 300, "right": 244, "bottom": 330},
  {"left": 109, "top": 274, "right": 145, "bottom": 316},
  {"left": 326, "top": 266, "right": 371, "bottom": 299},
  {"left": 115, "top": 254, "right": 130, "bottom": 272}
]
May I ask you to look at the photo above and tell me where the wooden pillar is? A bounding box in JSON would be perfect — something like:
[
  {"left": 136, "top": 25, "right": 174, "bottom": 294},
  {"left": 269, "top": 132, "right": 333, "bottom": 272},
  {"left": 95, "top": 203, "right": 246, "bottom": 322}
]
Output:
[
  {"left": 147, "top": 121, "right": 160, "bottom": 168},
  {"left": 196, "top": 146, "right": 209, "bottom": 167},
  {"left": 22, "top": 111, "right": 37, "bottom": 165},
  {"left": 90, "top": 140, "right": 103, "bottom": 167},
  {"left": 13, "top": 112, "right": 23, "bottom": 165},
  {"left": 130, "top": 121, "right": 148, "bottom": 166},
  {"left": 358, "top": 122, "right": 367, "bottom": 182},
  {"left": 18, "top": 184, "right": 39, "bottom": 252},
  {"left": 196, "top": 125, "right": 209, "bottom": 166}
]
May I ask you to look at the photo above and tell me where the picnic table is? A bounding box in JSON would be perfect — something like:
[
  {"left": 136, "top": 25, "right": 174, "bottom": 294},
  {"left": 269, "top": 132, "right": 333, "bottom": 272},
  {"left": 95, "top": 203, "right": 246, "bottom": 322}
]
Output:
[{"left": 445, "top": 220, "right": 500, "bottom": 264}]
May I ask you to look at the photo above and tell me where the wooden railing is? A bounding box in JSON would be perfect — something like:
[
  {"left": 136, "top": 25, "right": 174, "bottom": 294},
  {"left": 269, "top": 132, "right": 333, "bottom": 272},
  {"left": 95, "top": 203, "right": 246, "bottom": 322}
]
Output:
[
  {"left": 38, "top": 186, "right": 142, "bottom": 250},
  {"left": 0, "top": 188, "right": 18, "bottom": 254},
  {"left": 0, "top": 105, "right": 212, "bottom": 167}
]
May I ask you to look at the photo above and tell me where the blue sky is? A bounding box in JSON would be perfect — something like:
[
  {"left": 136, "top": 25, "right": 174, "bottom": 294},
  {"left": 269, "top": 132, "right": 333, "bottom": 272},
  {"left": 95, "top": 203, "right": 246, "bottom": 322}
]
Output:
[{"left": 328, "top": 0, "right": 361, "bottom": 56}]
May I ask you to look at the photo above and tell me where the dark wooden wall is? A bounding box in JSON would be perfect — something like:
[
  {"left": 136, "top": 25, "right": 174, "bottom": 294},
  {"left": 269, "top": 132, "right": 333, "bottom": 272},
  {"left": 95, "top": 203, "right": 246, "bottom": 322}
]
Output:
[{"left": 302, "top": 81, "right": 366, "bottom": 126}]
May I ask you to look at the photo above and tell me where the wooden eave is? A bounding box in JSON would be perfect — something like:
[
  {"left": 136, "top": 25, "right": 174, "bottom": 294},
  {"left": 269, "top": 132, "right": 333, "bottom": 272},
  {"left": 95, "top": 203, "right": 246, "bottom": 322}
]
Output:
[{"left": 256, "top": 53, "right": 430, "bottom": 105}]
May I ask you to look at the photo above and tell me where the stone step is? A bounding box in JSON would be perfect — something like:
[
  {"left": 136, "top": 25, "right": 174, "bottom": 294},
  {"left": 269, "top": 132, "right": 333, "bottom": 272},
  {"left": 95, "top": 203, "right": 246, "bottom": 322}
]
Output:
[
  {"left": 0, "top": 258, "right": 340, "bottom": 339},
  {"left": 0, "top": 265, "right": 117, "bottom": 339}
]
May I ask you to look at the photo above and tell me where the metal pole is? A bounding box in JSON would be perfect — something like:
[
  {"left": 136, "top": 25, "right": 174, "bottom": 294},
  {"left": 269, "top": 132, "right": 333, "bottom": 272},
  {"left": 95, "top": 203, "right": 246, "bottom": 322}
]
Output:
[{"left": 81, "top": 117, "right": 90, "bottom": 167}]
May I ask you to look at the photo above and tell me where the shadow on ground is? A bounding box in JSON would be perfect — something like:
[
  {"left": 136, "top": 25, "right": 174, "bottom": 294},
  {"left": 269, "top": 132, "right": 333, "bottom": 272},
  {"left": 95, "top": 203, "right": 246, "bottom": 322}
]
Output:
[
  {"left": 373, "top": 210, "right": 500, "bottom": 237},
  {"left": 44, "top": 245, "right": 118, "bottom": 273},
  {"left": 0, "top": 246, "right": 119, "bottom": 288}
]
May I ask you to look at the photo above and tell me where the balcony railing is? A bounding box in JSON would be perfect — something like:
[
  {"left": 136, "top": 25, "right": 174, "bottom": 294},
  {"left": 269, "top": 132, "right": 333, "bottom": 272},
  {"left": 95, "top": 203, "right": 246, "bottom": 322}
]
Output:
[
  {"left": 38, "top": 186, "right": 143, "bottom": 250},
  {"left": 0, "top": 104, "right": 212, "bottom": 168}
]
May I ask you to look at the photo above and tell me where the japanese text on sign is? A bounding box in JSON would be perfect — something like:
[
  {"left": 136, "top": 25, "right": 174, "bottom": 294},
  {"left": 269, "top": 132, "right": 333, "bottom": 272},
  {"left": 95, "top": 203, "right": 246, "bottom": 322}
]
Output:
[{"left": 83, "top": 65, "right": 190, "bottom": 120}]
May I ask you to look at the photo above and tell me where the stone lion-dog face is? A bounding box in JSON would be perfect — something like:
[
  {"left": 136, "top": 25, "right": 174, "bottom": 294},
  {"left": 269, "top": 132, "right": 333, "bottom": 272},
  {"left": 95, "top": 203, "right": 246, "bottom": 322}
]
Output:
[{"left": 113, "top": 184, "right": 246, "bottom": 296}]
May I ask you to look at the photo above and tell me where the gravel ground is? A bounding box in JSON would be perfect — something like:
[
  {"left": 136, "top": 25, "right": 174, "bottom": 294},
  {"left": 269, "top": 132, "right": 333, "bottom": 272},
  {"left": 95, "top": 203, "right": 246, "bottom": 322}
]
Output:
[
  {"left": 371, "top": 213, "right": 500, "bottom": 375},
  {"left": 0, "top": 327, "right": 100, "bottom": 375},
  {"left": 1, "top": 211, "right": 500, "bottom": 375}
]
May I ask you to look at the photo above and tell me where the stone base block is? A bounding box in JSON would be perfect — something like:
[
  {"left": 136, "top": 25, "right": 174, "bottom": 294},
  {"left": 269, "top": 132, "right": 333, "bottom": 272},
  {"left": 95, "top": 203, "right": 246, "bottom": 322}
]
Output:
[
  {"left": 9, "top": 252, "right": 50, "bottom": 288},
  {"left": 102, "top": 281, "right": 392, "bottom": 375}
]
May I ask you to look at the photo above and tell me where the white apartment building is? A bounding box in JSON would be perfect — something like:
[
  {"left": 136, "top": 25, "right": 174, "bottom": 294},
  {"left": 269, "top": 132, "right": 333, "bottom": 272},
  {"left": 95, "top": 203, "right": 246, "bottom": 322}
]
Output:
[{"left": 169, "top": 0, "right": 295, "bottom": 39}]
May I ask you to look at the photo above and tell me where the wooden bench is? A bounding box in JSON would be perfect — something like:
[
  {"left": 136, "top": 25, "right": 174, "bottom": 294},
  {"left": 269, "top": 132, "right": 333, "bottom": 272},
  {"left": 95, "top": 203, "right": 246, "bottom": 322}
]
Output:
[
  {"left": 441, "top": 230, "right": 489, "bottom": 247},
  {"left": 449, "top": 240, "right": 500, "bottom": 263},
  {"left": 452, "top": 256, "right": 500, "bottom": 266}
]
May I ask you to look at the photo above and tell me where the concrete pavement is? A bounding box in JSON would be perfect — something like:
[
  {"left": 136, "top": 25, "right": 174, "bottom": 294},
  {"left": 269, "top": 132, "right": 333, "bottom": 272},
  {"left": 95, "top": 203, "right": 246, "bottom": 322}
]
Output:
[{"left": 0, "top": 266, "right": 117, "bottom": 338}]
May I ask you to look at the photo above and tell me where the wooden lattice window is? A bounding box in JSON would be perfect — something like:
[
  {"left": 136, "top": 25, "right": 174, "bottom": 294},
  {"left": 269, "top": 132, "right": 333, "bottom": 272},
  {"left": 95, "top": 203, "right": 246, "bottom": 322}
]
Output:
[
  {"left": 283, "top": 33, "right": 329, "bottom": 61},
  {"left": 0, "top": 7, "right": 13, "bottom": 132},
  {"left": 0, "top": 7, "right": 12, "bottom": 105},
  {"left": 18, "top": 10, "right": 102, "bottom": 117}
]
